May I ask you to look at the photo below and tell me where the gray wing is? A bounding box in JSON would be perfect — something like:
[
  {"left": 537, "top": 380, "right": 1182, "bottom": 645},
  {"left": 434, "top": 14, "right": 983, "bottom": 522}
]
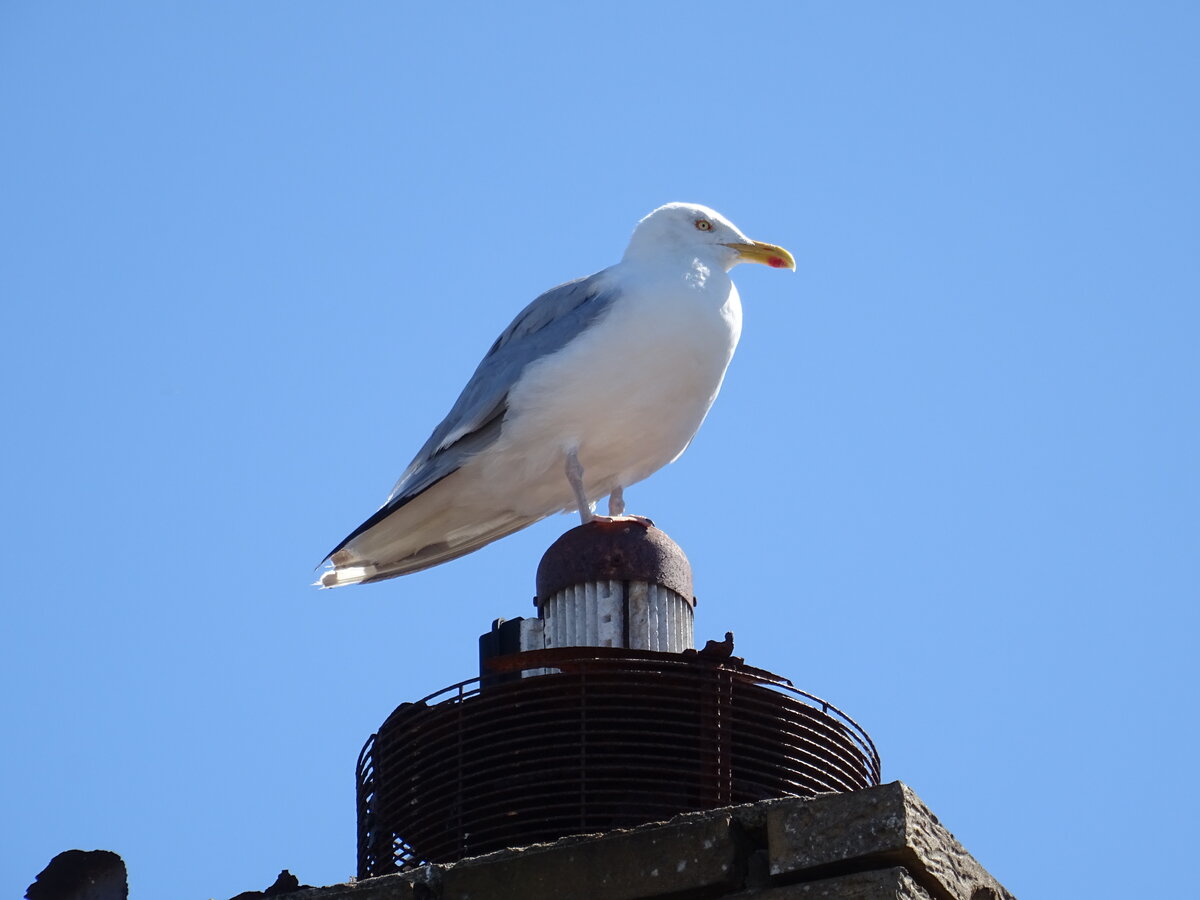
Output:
[{"left": 325, "top": 270, "right": 619, "bottom": 559}]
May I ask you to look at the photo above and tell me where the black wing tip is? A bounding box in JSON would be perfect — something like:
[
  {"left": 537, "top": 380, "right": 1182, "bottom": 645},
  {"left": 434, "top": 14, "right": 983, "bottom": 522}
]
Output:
[
  {"left": 321, "top": 502, "right": 400, "bottom": 564},
  {"left": 317, "top": 466, "right": 461, "bottom": 567}
]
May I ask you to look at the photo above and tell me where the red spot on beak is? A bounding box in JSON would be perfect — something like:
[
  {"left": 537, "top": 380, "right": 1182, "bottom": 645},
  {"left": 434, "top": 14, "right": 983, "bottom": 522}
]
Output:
[{"left": 768, "top": 257, "right": 785, "bottom": 268}]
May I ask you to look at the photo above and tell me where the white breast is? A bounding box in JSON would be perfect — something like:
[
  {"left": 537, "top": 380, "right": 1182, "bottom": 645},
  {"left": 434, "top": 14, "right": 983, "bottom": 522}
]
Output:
[{"left": 477, "top": 260, "right": 743, "bottom": 516}]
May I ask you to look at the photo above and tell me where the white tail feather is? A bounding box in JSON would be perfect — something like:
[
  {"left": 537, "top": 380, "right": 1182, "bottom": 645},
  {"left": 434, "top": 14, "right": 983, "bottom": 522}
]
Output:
[{"left": 317, "top": 563, "right": 378, "bottom": 589}]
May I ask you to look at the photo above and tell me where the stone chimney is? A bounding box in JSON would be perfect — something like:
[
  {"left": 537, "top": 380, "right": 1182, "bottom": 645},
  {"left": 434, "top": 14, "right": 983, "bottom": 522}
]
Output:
[{"left": 260, "top": 783, "right": 1016, "bottom": 900}]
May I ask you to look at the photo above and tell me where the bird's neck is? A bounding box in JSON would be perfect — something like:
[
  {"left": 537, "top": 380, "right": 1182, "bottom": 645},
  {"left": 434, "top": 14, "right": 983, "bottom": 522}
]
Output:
[{"left": 619, "top": 250, "right": 729, "bottom": 286}]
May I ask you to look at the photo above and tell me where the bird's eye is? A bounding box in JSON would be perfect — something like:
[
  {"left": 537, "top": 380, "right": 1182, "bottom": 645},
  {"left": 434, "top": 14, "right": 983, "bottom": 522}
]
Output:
[{"left": 695, "top": 219, "right": 713, "bottom": 232}]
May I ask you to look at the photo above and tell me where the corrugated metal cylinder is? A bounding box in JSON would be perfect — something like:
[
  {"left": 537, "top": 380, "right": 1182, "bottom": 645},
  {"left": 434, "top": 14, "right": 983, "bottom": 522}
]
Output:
[{"left": 535, "top": 519, "right": 696, "bottom": 652}]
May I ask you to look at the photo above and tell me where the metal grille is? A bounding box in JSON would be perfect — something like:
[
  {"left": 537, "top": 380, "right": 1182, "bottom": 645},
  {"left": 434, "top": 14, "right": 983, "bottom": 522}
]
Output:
[{"left": 357, "top": 648, "right": 880, "bottom": 877}]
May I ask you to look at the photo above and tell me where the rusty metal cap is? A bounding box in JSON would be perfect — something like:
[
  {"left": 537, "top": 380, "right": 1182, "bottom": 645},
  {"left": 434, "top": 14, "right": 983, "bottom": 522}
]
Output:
[{"left": 535, "top": 519, "right": 694, "bottom": 607}]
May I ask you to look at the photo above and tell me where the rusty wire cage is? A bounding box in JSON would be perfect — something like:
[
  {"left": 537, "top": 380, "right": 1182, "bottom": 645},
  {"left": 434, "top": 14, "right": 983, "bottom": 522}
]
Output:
[{"left": 356, "top": 647, "right": 880, "bottom": 876}]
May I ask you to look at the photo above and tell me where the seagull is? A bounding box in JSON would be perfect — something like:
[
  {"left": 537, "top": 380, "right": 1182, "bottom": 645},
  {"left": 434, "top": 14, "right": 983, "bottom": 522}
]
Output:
[{"left": 319, "top": 202, "right": 795, "bottom": 587}]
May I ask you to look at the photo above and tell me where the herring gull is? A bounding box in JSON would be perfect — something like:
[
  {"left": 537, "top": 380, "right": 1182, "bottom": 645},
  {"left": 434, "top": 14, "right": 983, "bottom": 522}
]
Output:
[{"left": 319, "top": 202, "right": 795, "bottom": 587}]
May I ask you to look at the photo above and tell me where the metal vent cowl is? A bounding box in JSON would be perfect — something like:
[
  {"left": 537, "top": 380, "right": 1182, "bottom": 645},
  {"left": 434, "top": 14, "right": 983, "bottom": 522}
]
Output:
[
  {"left": 355, "top": 520, "right": 883, "bottom": 877},
  {"left": 535, "top": 519, "right": 695, "bottom": 653}
]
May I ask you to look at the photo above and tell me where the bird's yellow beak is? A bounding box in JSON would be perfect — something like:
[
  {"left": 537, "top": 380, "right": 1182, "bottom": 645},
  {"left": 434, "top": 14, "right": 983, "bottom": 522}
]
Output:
[{"left": 722, "top": 240, "right": 796, "bottom": 271}]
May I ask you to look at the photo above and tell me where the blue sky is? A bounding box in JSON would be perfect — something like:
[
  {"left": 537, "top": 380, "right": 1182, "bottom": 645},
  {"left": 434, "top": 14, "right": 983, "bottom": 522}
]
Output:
[{"left": 2, "top": 3, "right": 1197, "bottom": 898}]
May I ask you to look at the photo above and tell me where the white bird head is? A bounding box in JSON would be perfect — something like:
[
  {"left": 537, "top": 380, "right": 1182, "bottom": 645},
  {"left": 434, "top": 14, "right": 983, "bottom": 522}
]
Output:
[{"left": 622, "top": 202, "right": 796, "bottom": 273}]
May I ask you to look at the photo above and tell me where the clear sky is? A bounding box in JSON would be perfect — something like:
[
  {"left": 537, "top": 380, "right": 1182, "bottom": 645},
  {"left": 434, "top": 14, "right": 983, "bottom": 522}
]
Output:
[{"left": 2, "top": 3, "right": 1197, "bottom": 898}]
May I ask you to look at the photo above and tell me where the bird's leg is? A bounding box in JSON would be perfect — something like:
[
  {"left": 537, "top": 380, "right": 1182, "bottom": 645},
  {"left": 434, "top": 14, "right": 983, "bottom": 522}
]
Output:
[
  {"left": 603, "top": 483, "right": 654, "bottom": 527},
  {"left": 565, "top": 448, "right": 595, "bottom": 524},
  {"left": 566, "top": 454, "right": 653, "bottom": 528}
]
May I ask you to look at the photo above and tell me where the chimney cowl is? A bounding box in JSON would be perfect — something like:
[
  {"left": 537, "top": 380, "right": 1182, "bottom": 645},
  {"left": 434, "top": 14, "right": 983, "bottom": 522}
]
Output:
[{"left": 535, "top": 519, "right": 694, "bottom": 607}]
